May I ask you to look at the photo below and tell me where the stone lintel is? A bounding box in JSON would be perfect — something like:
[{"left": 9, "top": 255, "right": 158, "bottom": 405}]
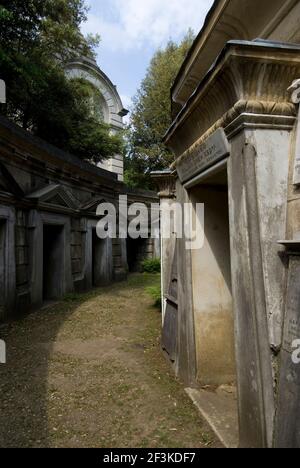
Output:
[{"left": 278, "top": 240, "right": 300, "bottom": 255}]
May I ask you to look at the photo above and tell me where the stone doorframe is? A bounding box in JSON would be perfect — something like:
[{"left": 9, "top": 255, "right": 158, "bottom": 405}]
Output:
[
  {"left": 83, "top": 219, "right": 113, "bottom": 289},
  {"left": 0, "top": 205, "right": 16, "bottom": 318},
  {"left": 175, "top": 127, "right": 291, "bottom": 448},
  {"left": 29, "top": 210, "right": 73, "bottom": 308}
]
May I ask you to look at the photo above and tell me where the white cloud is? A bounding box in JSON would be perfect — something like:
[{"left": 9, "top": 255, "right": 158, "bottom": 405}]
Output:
[
  {"left": 82, "top": 0, "right": 214, "bottom": 52},
  {"left": 120, "top": 94, "right": 132, "bottom": 110}
]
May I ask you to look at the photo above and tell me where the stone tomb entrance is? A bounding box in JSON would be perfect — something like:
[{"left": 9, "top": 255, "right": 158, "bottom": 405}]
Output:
[
  {"left": 92, "top": 228, "right": 113, "bottom": 287},
  {"left": 188, "top": 164, "right": 239, "bottom": 447},
  {"left": 190, "top": 167, "right": 236, "bottom": 386},
  {"left": 43, "top": 224, "right": 64, "bottom": 301},
  {"left": 126, "top": 237, "right": 148, "bottom": 272}
]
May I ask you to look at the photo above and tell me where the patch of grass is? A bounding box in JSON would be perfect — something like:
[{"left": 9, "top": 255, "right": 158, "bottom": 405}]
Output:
[
  {"left": 200, "top": 432, "right": 214, "bottom": 446},
  {"left": 64, "top": 293, "right": 81, "bottom": 303},
  {"left": 141, "top": 258, "right": 161, "bottom": 273},
  {"left": 145, "top": 285, "right": 162, "bottom": 309}
]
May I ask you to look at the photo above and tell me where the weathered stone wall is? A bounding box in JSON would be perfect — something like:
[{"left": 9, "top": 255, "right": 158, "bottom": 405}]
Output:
[
  {"left": 0, "top": 116, "right": 127, "bottom": 317},
  {"left": 162, "top": 40, "right": 300, "bottom": 447},
  {"left": 275, "top": 90, "right": 300, "bottom": 448},
  {"left": 0, "top": 115, "right": 158, "bottom": 319}
]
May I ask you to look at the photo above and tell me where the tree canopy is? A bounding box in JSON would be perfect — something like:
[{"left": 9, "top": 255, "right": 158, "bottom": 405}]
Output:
[
  {"left": 0, "top": 0, "right": 123, "bottom": 162},
  {"left": 125, "top": 31, "right": 194, "bottom": 189}
]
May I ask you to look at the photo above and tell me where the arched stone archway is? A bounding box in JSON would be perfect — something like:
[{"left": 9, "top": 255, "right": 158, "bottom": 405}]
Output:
[{"left": 65, "top": 56, "right": 128, "bottom": 181}]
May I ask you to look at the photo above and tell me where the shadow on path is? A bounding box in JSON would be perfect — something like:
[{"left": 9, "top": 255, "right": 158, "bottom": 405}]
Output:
[
  {"left": 0, "top": 300, "right": 79, "bottom": 447},
  {"left": 0, "top": 274, "right": 220, "bottom": 448}
]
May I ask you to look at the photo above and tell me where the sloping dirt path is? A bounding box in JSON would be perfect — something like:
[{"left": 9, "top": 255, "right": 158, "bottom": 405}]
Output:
[{"left": 0, "top": 274, "right": 220, "bottom": 448}]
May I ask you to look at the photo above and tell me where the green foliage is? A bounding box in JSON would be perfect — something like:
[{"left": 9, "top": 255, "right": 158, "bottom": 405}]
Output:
[
  {"left": 142, "top": 258, "right": 161, "bottom": 274},
  {"left": 125, "top": 30, "right": 195, "bottom": 189},
  {"left": 0, "top": 0, "right": 122, "bottom": 162},
  {"left": 0, "top": 0, "right": 94, "bottom": 60},
  {"left": 145, "top": 285, "right": 162, "bottom": 309}
]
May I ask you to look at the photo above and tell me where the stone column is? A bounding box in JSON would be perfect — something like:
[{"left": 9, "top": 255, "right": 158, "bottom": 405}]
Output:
[
  {"left": 151, "top": 171, "right": 176, "bottom": 320},
  {"left": 28, "top": 210, "right": 43, "bottom": 308},
  {"left": 228, "top": 125, "right": 291, "bottom": 448}
]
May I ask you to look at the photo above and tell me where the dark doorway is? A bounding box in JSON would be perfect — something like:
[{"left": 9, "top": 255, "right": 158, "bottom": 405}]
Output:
[
  {"left": 43, "top": 225, "right": 64, "bottom": 301},
  {"left": 126, "top": 237, "right": 148, "bottom": 272},
  {"left": 92, "top": 229, "right": 112, "bottom": 287},
  {"left": 0, "top": 220, "right": 6, "bottom": 319}
]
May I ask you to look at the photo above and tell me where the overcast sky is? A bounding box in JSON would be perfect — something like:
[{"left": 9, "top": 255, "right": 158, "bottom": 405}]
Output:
[{"left": 81, "top": 0, "right": 214, "bottom": 114}]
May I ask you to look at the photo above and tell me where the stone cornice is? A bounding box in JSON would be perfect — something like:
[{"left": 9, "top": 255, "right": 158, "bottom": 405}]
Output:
[
  {"left": 172, "top": 0, "right": 299, "bottom": 107},
  {"left": 165, "top": 40, "right": 300, "bottom": 160}
]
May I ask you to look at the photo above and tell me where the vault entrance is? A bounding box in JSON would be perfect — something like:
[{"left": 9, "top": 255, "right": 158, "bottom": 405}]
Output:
[
  {"left": 126, "top": 237, "right": 147, "bottom": 272},
  {"left": 92, "top": 229, "right": 112, "bottom": 287},
  {"left": 43, "top": 224, "right": 64, "bottom": 301},
  {"left": 190, "top": 167, "right": 236, "bottom": 385},
  {"left": 189, "top": 166, "right": 239, "bottom": 446}
]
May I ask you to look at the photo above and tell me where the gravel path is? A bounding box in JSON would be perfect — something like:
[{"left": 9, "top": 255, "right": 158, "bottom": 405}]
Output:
[{"left": 0, "top": 274, "right": 219, "bottom": 448}]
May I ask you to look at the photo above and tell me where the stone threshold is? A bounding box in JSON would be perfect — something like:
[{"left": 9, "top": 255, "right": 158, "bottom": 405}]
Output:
[{"left": 185, "top": 386, "right": 239, "bottom": 449}]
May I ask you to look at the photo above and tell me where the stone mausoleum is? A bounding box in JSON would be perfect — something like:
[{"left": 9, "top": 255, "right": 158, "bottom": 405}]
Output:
[
  {"left": 0, "top": 58, "right": 158, "bottom": 322},
  {"left": 65, "top": 56, "right": 127, "bottom": 181},
  {"left": 154, "top": 0, "right": 300, "bottom": 449}
]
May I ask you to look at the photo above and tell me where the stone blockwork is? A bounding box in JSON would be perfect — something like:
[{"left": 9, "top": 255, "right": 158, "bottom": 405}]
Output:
[
  {"left": 126, "top": 188, "right": 161, "bottom": 272},
  {"left": 0, "top": 115, "right": 158, "bottom": 320}
]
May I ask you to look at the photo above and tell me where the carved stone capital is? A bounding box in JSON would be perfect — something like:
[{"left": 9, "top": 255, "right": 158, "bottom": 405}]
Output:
[
  {"left": 151, "top": 171, "right": 176, "bottom": 199},
  {"left": 288, "top": 79, "right": 300, "bottom": 104}
]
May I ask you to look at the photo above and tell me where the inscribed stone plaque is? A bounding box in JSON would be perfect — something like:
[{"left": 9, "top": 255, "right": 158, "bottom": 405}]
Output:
[{"left": 177, "top": 128, "right": 230, "bottom": 184}]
